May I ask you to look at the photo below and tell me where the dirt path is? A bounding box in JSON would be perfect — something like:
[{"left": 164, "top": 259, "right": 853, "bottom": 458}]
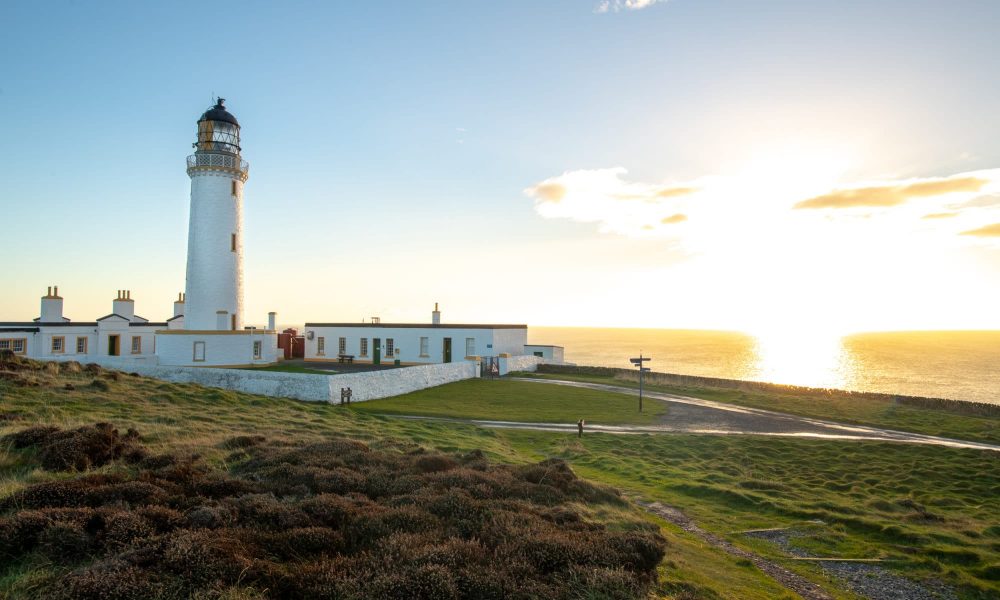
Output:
[{"left": 636, "top": 499, "right": 834, "bottom": 600}]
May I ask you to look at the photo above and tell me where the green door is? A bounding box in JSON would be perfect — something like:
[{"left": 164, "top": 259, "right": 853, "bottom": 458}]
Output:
[
  {"left": 373, "top": 338, "right": 381, "bottom": 365},
  {"left": 443, "top": 338, "right": 452, "bottom": 363}
]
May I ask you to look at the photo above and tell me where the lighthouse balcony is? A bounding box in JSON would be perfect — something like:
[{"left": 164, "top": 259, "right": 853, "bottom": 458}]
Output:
[{"left": 187, "top": 154, "right": 249, "bottom": 181}]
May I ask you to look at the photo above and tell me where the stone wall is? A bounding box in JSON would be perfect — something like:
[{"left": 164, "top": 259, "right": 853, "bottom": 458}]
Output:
[
  {"left": 326, "top": 361, "right": 478, "bottom": 403},
  {"left": 76, "top": 360, "right": 479, "bottom": 404},
  {"left": 498, "top": 354, "right": 545, "bottom": 375}
]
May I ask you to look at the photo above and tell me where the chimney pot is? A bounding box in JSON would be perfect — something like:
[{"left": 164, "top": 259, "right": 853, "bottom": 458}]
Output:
[
  {"left": 47, "top": 286, "right": 52, "bottom": 296},
  {"left": 54, "top": 286, "right": 58, "bottom": 297}
]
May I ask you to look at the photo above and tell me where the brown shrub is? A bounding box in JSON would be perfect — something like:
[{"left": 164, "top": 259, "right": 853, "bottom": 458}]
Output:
[
  {"left": 222, "top": 434, "right": 266, "bottom": 449},
  {"left": 89, "top": 378, "right": 110, "bottom": 391},
  {"left": 61, "top": 360, "right": 82, "bottom": 374},
  {"left": 4, "top": 425, "right": 60, "bottom": 448},
  {"left": 163, "top": 529, "right": 254, "bottom": 586},
  {"left": 37, "top": 423, "right": 141, "bottom": 471},
  {"left": 0, "top": 435, "right": 665, "bottom": 599},
  {"left": 83, "top": 363, "right": 102, "bottom": 375},
  {"left": 44, "top": 361, "right": 61, "bottom": 375}
]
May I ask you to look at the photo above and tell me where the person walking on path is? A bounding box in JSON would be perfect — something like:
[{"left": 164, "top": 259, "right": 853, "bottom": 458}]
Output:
[{"left": 577, "top": 418, "right": 585, "bottom": 438}]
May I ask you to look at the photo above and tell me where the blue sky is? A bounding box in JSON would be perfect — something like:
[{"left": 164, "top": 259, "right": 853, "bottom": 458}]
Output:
[{"left": 2, "top": 0, "right": 999, "bottom": 331}]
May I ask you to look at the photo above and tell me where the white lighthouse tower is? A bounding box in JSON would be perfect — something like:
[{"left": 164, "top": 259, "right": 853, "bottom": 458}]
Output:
[
  {"left": 154, "top": 99, "right": 278, "bottom": 367},
  {"left": 183, "top": 98, "right": 248, "bottom": 331}
]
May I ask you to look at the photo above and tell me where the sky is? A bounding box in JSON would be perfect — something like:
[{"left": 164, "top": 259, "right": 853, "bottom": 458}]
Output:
[{"left": 1, "top": 0, "right": 999, "bottom": 334}]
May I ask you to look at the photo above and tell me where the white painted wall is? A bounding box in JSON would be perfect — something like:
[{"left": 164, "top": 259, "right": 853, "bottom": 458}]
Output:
[
  {"left": 499, "top": 354, "right": 546, "bottom": 375},
  {"left": 155, "top": 331, "right": 278, "bottom": 367},
  {"left": 524, "top": 345, "right": 565, "bottom": 362},
  {"left": 303, "top": 325, "right": 528, "bottom": 364},
  {"left": 184, "top": 170, "right": 244, "bottom": 330},
  {"left": 111, "top": 360, "right": 477, "bottom": 403}
]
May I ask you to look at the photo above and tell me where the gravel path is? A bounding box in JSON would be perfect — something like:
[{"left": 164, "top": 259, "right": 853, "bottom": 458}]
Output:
[
  {"left": 744, "top": 529, "right": 957, "bottom": 600},
  {"left": 501, "top": 378, "right": 1000, "bottom": 452},
  {"left": 637, "top": 500, "right": 834, "bottom": 600}
]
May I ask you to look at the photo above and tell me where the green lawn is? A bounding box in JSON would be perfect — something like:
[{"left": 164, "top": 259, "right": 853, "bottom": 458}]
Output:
[
  {"left": 516, "top": 370, "right": 1000, "bottom": 445},
  {"left": 240, "top": 364, "right": 335, "bottom": 375},
  {"left": 2, "top": 367, "right": 997, "bottom": 598},
  {"left": 350, "top": 378, "right": 667, "bottom": 425}
]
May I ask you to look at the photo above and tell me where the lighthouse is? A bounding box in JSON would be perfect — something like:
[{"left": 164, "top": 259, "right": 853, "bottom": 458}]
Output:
[{"left": 183, "top": 98, "right": 249, "bottom": 331}]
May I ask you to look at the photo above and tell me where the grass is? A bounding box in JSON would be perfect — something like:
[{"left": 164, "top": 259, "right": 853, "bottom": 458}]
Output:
[
  {"left": 351, "top": 378, "right": 668, "bottom": 425},
  {"left": 239, "top": 364, "right": 334, "bottom": 375},
  {"left": 516, "top": 369, "right": 1000, "bottom": 444},
  {"left": 1, "top": 365, "right": 997, "bottom": 598}
]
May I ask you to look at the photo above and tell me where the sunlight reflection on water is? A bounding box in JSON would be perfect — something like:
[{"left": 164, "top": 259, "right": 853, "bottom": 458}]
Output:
[{"left": 528, "top": 328, "right": 1000, "bottom": 403}]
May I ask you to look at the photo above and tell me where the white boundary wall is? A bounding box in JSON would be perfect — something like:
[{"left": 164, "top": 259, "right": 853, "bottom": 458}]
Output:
[
  {"left": 74, "top": 360, "right": 480, "bottom": 403},
  {"left": 499, "top": 354, "right": 546, "bottom": 375}
]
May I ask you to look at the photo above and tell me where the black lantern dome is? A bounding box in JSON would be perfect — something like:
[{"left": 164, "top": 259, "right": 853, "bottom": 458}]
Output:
[{"left": 195, "top": 98, "right": 241, "bottom": 155}]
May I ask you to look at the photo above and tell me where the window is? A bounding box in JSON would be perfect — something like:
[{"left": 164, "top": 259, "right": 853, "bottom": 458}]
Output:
[
  {"left": 231, "top": 233, "right": 237, "bottom": 252},
  {"left": 534, "top": 351, "right": 544, "bottom": 358},
  {"left": 317, "top": 337, "right": 326, "bottom": 355},
  {"left": 231, "top": 180, "right": 238, "bottom": 196},
  {"left": 386, "top": 338, "right": 395, "bottom": 356},
  {"left": 359, "top": 338, "right": 368, "bottom": 356},
  {"left": 76, "top": 337, "right": 88, "bottom": 354},
  {"left": 12, "top": 339, "right": 25, "bottom": 354},
  {"left": 0, "top": 340, "right": 8, "bottom": 350},
  {"left": 193, "top": 341, "right": 206, "bottom": 362},
  {"left": 131, "top": 336, "right": 142, "bottom": 354},
  {"left": 51, "top": 336, "right": 64, "bottom": 354},
  {"left": 465, "top": 338, "right": 476, "bottom": 357},
  {"left": 338, "top": 337, "right": 347, "bottom": 355},
  {"left": 253, "top": 340, "right": 262, "bottom": 360},
  {"left": 419, "top": 337, "right": 429, "bottom": 357}
]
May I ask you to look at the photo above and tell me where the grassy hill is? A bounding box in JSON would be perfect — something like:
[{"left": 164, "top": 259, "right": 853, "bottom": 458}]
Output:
[{"left": 2, "top": 357, "right": 998, "bottom": 599}]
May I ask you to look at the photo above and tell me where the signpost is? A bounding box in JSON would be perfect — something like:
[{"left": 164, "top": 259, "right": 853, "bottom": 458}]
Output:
[{"left": 629, "top": 354, "right": 651, "bottom": 412}]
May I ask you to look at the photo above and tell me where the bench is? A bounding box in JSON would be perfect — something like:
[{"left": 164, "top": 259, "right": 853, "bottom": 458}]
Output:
[{"left": 337, "top": 354, "right": 354, "bottom": 364}]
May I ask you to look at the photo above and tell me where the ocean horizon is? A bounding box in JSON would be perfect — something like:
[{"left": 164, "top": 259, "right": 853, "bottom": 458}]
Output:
[{"left": 527, "top": 327, "right": 1000, "bottom": 405}]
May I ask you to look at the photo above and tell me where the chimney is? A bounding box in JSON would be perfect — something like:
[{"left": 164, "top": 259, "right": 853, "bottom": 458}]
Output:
[
  {"left": 432, "top": 302, "right": 441, "bottom": 325},
  {"left": 216, "top": 310, "right": 229, "bottom": 330},
  {"left": 267, "top": 312, "right": 276, "bottom": 331},
  {"left": 173, "top": 292, "right": 185, "bottom": 318},
  {"left": 39, "top": 286, "right": 64, "bottom": 322},
  {"left": 113, "top": 289, "right": 135, "bottom": 322}
]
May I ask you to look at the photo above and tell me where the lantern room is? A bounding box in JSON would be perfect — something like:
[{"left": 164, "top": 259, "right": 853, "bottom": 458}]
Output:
[{"left": 194, "top": 98, "right": 241, "bottom": 155}]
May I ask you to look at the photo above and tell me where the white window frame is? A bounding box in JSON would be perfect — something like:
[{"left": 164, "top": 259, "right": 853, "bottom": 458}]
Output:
[
  {"left": 76, "top": 336, "right": 88, "bottom": 354},
  {"left": 465, "top": 337, "right": 476, "bottom": 357},
  {"left": 253, "top": 340, "right": 262, "bottom": 360},
  {"left": 317, "top": 337, "right": 326, "bottom": 356},
  {"left": 131, "top": 336, "right": 142, "bottom": 354},
  {"left": 193, "top": 341, "right": 206, "bottom": 362},
  {"left": 386, "top": 338, "right": 395, "bottom": 356},
  {"left": 419, "top": 337, "right": 429, "bottom": 357},
  {"left": 359, "top": 338, "right": 368, "bottom": 357},
  {"left": 338, "top": 337, "right": 347, "bottom": 355}
]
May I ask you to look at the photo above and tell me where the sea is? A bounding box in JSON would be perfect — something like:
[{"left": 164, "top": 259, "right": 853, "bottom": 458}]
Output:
[{"left": 527, "top": 328, "right": 1000, "bottom": 405}]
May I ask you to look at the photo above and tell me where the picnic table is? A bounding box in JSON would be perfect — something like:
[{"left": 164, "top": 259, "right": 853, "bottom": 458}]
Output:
[{"left": 337, "top": 354, "right": 354, "bottom": 364}]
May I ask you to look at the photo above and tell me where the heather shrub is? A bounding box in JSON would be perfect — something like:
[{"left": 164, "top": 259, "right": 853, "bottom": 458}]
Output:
[{"left": 0, "top": 431, "right": 665, "bottom": 598}]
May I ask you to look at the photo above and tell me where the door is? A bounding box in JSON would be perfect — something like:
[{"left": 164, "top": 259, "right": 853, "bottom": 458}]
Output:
[
  {"left": 373, "top": 338, "right": 381, "bottom": 365},
  {"left": 443, "top": 337, "right": 452, "bottom": 363},
  {"left": 108, "top": 335, "right": 120, "bottom": 356}
]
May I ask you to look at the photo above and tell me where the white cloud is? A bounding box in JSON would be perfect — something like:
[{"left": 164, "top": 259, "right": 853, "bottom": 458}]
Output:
[
  {"left": 595, "top": 0, "right": 666, "bottom": 14},
  {"left": 524, "top": 167, "right": 698, "bottom": 236}
]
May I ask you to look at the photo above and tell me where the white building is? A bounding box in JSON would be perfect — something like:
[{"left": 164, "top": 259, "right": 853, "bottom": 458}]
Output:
[
  {"left": 1, "top": 100, "right": 279, "bottom": 368},
  {"left": 303, "top": 305, "right": 557, "bottom": 367},
  {"left": 0, "top": 287, "right": 162, "bottom": 366}
]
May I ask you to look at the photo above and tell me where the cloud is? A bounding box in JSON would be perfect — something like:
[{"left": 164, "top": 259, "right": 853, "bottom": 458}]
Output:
[
  {"left": 595, "top": 0, "right": 665, "bottom": 13},
  {"left": 953, "top": 193, "right": 1000, "bottom": 210},
  {"left": 794, "top": 174, "right": 990, "bottom": 209},
  {"left": 922, "top": 212, "right": 959, "bottom": 220},
  {"left": 960, "top": 223, "right": 1000, "bottom": 237},
  {"left": 524, "top": 167, "right": 697, "bottom": 236}
]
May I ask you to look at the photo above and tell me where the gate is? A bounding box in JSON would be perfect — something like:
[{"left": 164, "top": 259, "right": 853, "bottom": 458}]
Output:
[{"left": 481, "top": 356, "right": 500, "bottom": 379}]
